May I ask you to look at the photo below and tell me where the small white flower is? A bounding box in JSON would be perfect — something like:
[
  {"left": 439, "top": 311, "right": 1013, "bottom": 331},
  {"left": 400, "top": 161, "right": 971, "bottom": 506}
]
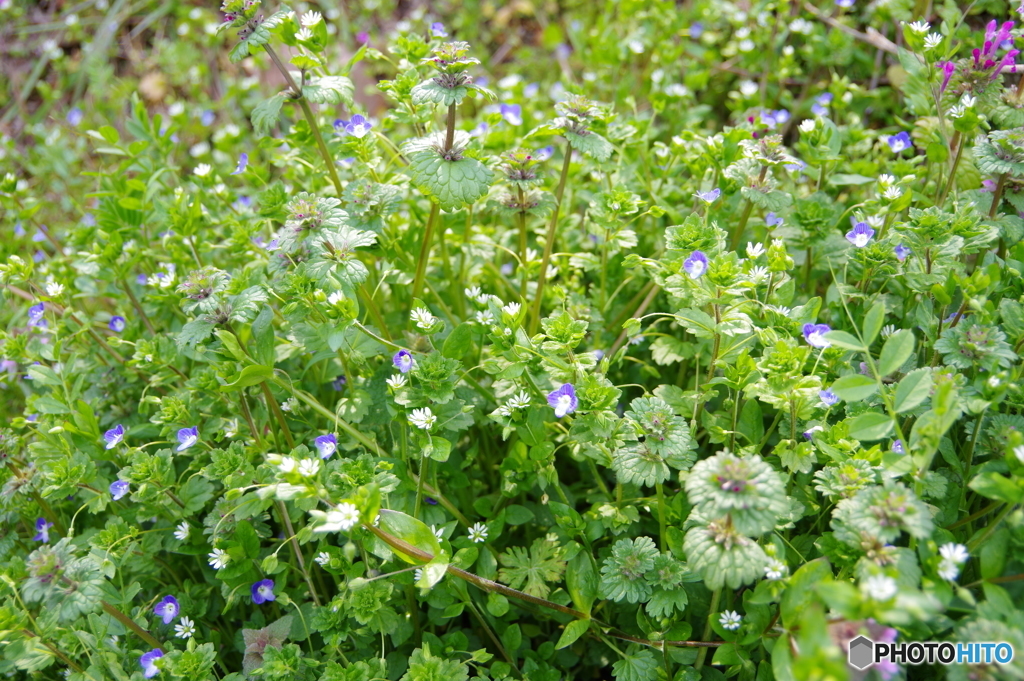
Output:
[
  {"left": 948, "top": 104, "right": 966, "bottom": 119},
  {"left": 277, "top": 456, "right": 297, "bottom": 474},
  {"left": 386, "top": 374, "right": 408, "bottom": 390},
  {"left": 193, "top": 163, "right": 212, "bottom": 178},
  {"left": 878, "top": 174, "right": 896, "bottom": 186},
  {"left": 411, "top": 307, "right": 436, "bottom": 330},
  {"left": 431, "top": 525, "right": 444, "bottom": 541},
  {"left": 208, "top": 548, "right": 230, "bottom": 569},
  {"left": 174, "top": 616, "right": 196, "bottom": 639},
  {"left": 475, "top": 310, "right": 495, "bottom": 325},
  {"left": 224, "top": 419, "right": 238, "bottom": 438},
  {"left": 468, "top": 522, "right": 488, "bottom": 543},
  {"left": 295, "top": 27, "right": 314, "bottom": 42},
  {"left": 173, "top": 522, "right": 190, "bottom": 541},
  {"left": 799, "top": 119, "right": 817, "bottom": 132},
  {"left": 330, "top": 502, "right": 361, "bottom": 531},
  {"left": 300, "top": 10, "right": 322, "bottom": 26},
  {"left": 924, "top": 33, "right": 943, "bottom": 50},
  {"left": 409, "top": 407, "right": 436, "bottom": 431},
  {"left": 988, "top": 376, "right": 1001, "bottom": 388},
  {"left": 866, "top": 214, "right": 885, "bottom": 228},
  {"left": 881, "top": 324, "right": 896, "bottom": 338},
  {"left": 502, "top": 327, "right": 513, "bottom": 337},
  {"left": 719, "top": 610, "right": 743, "bottom": 630},
  {"left": 961, "top": 94, "right": 976, "bottom": 109},
  {"left": 747, "top": 266, "right": 769, "bottom": 283},
  {"left": 746, "top": 242, "right": 766, "bottom": 258},
  {"left": 790, "top": 18, "right": 813, "bottom": 34},
  {"left": 298, "top": 458, "right": 321, "bottom": 478},
  {"left": 739, "top": 80, "right": 758, "bottom": 97},
  {"left": 464, "top": 286, "right": 482, "bottom": 301},
  {"left": 764, "top": 559, "right": 787, "bottom": 580},
  {"left": 882, "top": 186, "right": 903, "bottom": 201},
  {"left": 281, "top": 397, "right": 298, "bottom": 412},
  {"left": 937, "top": 559, "right": 960, "bottom": 581},
  {"left": 506, "top": 391, "right": 532, "bottom": 410},
  {"left": 939, "top": 543, "right": 969, "bottom": 564},
  {"left": 502, "top": 302, "right": 521, "bottom": 317},
  {"left": 414, "top": 568, "right": 423, "bottom": 582},
  {"left": 46, "top": 282, "right": 65, "bottom": 297},
  {"left": 861, "top": 574, "right": 898, "bottom": 601},
  {"left": 327, "top": 291, "right": 345, "bottom": 305},
  {"left": 908, "top": 20, "right": 930, "bottom": 34},
  {"left": 315, "top": 551, "right": 331, "bottom": 566}
]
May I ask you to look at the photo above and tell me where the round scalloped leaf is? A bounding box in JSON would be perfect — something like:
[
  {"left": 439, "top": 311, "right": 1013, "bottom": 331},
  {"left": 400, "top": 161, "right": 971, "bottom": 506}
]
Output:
[
  {"left": 302, "top": 76, "right": 354, "bottom": 105},
  {"left": 408, "top": 150, "right": 493, "bottom": 211},
  {"left": 411, "top": 79, "right": 468, "bottom": 107}
]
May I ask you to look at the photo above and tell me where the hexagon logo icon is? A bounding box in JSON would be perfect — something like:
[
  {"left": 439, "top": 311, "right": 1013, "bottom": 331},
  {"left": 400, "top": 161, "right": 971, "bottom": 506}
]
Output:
[{"left": 849, "top": 635, "right": 874, "bottom": 670}]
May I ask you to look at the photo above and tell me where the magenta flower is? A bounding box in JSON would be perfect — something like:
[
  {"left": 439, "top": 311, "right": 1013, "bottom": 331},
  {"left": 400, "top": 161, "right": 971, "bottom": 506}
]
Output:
[
  {"left": 154, "top": 595, "right": 180, "bottom": 624},
  {"left": 937, "top": 61, "right": 956, "bottom": 93}
]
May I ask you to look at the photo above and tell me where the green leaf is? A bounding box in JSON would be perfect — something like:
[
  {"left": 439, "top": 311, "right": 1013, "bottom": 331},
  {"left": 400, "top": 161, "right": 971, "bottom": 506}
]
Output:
[
  {"left": 230, "top": 286, "right": 268, "bottom": 323},
  {"left": 33, "top": 396, "right": 71, "bottom": 414},
  {"left": 408, "top": 149, "right": 493, "bottom": 211},
  {"left": 411, "top": 79, "right": 468, "bottom": 107},
  {"left": 400, "top": 644, "right": 469, "bottom": 681},
  {"left": 565, "top": 130, "right": 614, "bottom": 162},
  {"left": 27, "top": 364, "right": 62, "bottom": 386},
  {"left": 177, "top": 318, "right": 217, "bottom": 348},
  {"left": 229, "top": 8, "right": 291, "bottom": 63},
  {"left": 827, "top": 173, "right": 877, "bottom": 186},
  {"left": 824, "top": 330, "right": 865, "bottom": 351},
  {"left": 712, "top": 643, "right": 743, "bottom": 666},
  {"left": 302, "top": 76, "right": 354, "bottom": 105},
  {"left": 555, "top": 619, "right": 591, "bottom": 649},
  {"left": 566, "top": 552, "right": 598, "bottom": 616},
  {"left": 878, "top": 329, "right": 915, "bottom": 376},
  {"left": 847, "top": 412, "right": 894, "bottom": 441},
  {"left": 220, "top": 365, "right": 275, "bottom": 391},
  {"left": 378, "top": 509, "right": 442, "bottom": 565},
  {"left": 441, "top": 323, "right": 474, "bottom": 360},
  {"left": 252, "top": 93, "right": 286, "bottom": 137},
  {"left": 498, "top": 538, "right": 566, "bottom": 598},
  {"left": 894, "top": 368, "right": 932, "bottom": 413},
  {"left": 780, "top": 557, "right": 831, "bottom": 627},
  {"left": 215, "top": 330, "right": 249, "bottom": 363},
  {"left": 251, "top": 306, "right": 275, "bottom": 367},
  {"left": 611, "top": 649, "right": 658, "bottom": 681},
  {"left": 830, "top": 375, "right": 878, "bottom": 402},
  {"left": 862, "top": 301, "right": 886, "bottom": 345},
  {"left": 423, "top": 436, "right": 451, "bottom": 462},
  {"left": 968, "top": 472, "right": 1023, "bottom": 504}
]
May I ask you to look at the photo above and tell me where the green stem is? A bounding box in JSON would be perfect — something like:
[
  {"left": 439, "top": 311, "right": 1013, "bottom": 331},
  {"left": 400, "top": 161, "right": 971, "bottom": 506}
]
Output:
[
  {"left": 411, "top": 202, "right": 441, "bottom": 303},
  {"left": 694, "top": 588, "right": 721, "bottom": 670},
  {"left": 261, "top": 382, "right": 295, "bottom": 449},
  {"left": 655, "top": 483, "right": 667, "bottom": 544},
  {"left": 937, "top": 131, "right": 963, "bottom": 205},
  {"left": 276, "top": 500, "right": 322, "bottom": 606},
  {"left": 528, "top": 143, "right": 573, "bottom": 335},
  {"left": 989, "top": 172, "right": 1008, "bottom": 220},
  {"left": 101, "top": 601, "right": 162, "bottom": 648},
  {"left": 413, "top": 452, "right": 428, "bottom": 519},
  {"left": 278, "top": 381, "right": 378, "bottom": 452}
]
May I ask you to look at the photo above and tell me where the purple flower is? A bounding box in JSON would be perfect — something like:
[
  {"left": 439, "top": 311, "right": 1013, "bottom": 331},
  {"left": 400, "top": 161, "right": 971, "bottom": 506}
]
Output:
[
  {"left": 819, "top": 389, "right": 840, "bottom": 406},
  {"left": 836, "top": 0, "right": 854, "bottom": 7},
  {"left": 33, "top": 517, "right": 53, "bottom": 542},
  {"left": 803, "top": 425, "right": 824, "bottom": 439},
  {"left": 426, "top": 496, "right": 439, "bottom": 505},
  {"left": 176, "top": 426, "right": 199, "bottom": 452},
  {"left": 337, "top": 114, "right": 373, "bottom": 139},
  {"left": 251, "top": 579, "right": 276, "bottom": 604},
  {"left": 690, "top": 22, "right": 704, "bottom": 39},
  {"left": 524, "top": 82, "right": 540, "bottom": 97},
  {"left": 535, "top": 146, "right": 555, "bottom": 161},
  {"left": 937, "top": 61, "right": 956, "bottom": 93},
  {"left": 811, "top": 92, "right": 832, "bottom": 116},
  {"left": 683, "top": 251, "right": 709, "bottom": 279},
  {"left": 393, "top": 349, "right": 414, "bottom": 373},
  {"left": 331, "top": 375, "right": 347, "bottom": 391},
  {"left": 431, "top": 22, "right": 447, "bottom": 37},
  {"left": 470, "top": 122, "right": 489, "bottom": 138},
  {"left": 766, "top": 212, "right": 784, "bottom": 227},
  {"left": 892, "top": 439, "right": 905, "bottom": 454},
  {"left": 500, "top": 263, "right": 514, "bottom": 276},
  {"left": 231, "top": 153, "right": 249, "bottom": 175},
  {"left": 547, "top": 384, "right": 578, "bottom": 418},
  {"left": 785, "top": 159, "right": 807, "bottom": 173},
  {"left": 981, "top": 179, "right": 997, "bottom": 192},
  {"left": 315, "top": 434, "right": 337, "bottom": 459},
  {"left": 154, "top": 595, "right": 180, "bottom": 624},
  {"left": 265, "top": 239, "right": 280, "bottom": 251},
  {"left": 894, "top": 244, "right": 911, "bottom": 261},
  {"left": 803, "top": 323, "right": 832, "bottom": 348},
  {"left": 356, "top": 31, "right": 369, "bottom": 44},
  {"left": 103, "top": 424, "right": 125, "bottom": 450},
  {"left": 67, "top": 107, "right": 84, "bottom": 126},
  {"left": 110, "top": 480, "right": 130, "bottom": 500},
  {"left": 200, "top": 110, "right": 215, "bottom": 126},
  {"left": 28, "top": 302, "right": 47, "bottom": 328},
  {"left": 499, "top": 104, "right": 522, "bottom": 126},
  {"left": 887, "top": 131, "right": 911, "bottom": 153},
  {"left": 32, "top": 228, "right": 47, "bottom": 243},
  {"left": 695, "top": 188, "right": 721, "bottom": 203},
  {"left": 109, "top": 316, "right": 126, "bottom": 333},
  {"left": 14, "top": 222, "right": 25, "bottom": 237},
  {"left": 137, "top": 273, "right": 148, "bottom": 285},
  {"left": 846, "top": 222, "right": 875, "bottom": 248},
  {"left": 140, "top": 649, "right": 163, "bottom": 678}
]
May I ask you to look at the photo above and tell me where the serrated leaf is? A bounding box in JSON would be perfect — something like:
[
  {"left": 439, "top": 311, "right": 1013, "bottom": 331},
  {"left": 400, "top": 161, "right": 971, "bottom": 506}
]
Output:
[
  {"left": 230, "top": 286, "right": 268, "bottom": 323},
  {"left": 894, "top": 368, "right": 932, "bottom": 413},
  {"left": 830, "top": 375, "right": 878, "bottom": 402},
  {"left": 879, "top": 329, "right": 915, "bottom": 376},
  {"left": 408, "top": 150, "right": 493, "bottom": 211},
  {"left": 611, "top": 649, "right": 658, "bottom": 681},
  {"left": 565, "top": 130, "right": 613, "bottom": 162},
  {"left": 177, "top": 318, "right": 216, "bottom": 348},
  {"left": 302, "top": 76, "right": 354, "bottom": 105},
  {"left": 847, "top": 411, "right": 894, "bottom": 441},
  {"left": 411, "top": 79, "right": 468, "bottom": 107},
  {"left": 252, "top": 93, "right": 286, "bottom": 137}
]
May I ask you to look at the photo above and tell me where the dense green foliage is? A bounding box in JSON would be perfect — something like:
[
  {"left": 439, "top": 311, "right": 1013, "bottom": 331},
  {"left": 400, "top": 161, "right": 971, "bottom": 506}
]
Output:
[{"left": 3, "top": 1, "right": 1024, "bottom": 680}]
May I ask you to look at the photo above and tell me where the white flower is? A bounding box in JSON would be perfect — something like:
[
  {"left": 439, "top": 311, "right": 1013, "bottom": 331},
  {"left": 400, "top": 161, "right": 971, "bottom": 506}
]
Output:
[
  {"left": 174, "top": 616, "right": 196, "bottom": 639},
  {"left": 939, "top": 543, "right": 969, "bottom": 564},
  {"left": 948, "top": 104, "right": 966, "bottom": 119},
  {"left": 475, "top": 310, "right": 495, "bottom": 325},
  {"left": 411, "top": 307, "right": 436, "bottom": 330},
  {"left": 468, "top": 522, "right": 488, "bottom": 543},
  {"left": 506, "top": 391, "right": 532, "bottom": 410},
  {"left": 882, "top": 186, "right": 903, "bottom": 201},
  {"left": 414, "top": 568, "right": 423, "bottom": 582},
  {"left": 315, "top": 551, "right": 331, "bottom": 566},
  {"left": 320, "top": 502, "right": 361, "bottom": 532},
  {"left": 719, "top": 610, "right": 743, "bottom": 630},
  {"left": 502, "top": 302, "right": 521, "bottom": 317},
  {"left": 938, "top": 559, "right": 960, "bottom": 581},
  {"left": 277, "top": 456, "right": 297, "bottom": 474},
  {"left": 961, "top": 94, "right": 976, "bottom": 108},
  {"left": 409, "top": 407, "right": 436, "bottom": 430},
  {"left": 799, "top": 119, "right": 817, "bottom": 132},
  {"left": 1015, "top": 445, "right": 1024, "bottom": 464},
  {"left": 988, "top": 376, "right": 1001, "bottom": 388},
  {"left": 765, "top": 559, "right": 787, "bottom": 580},
  {"left": 789, "top": 18, "right": 813, "bottom": 34},
  {"left": 193, "top": 163, "right": 212, "bottom": 178},
  {"left": 908, "top": 20, "right": 930, "bottom": 34},
  {"left": 878, "top": 173, "right": 896, "bottom": 186},
  {"left": 464, "top": 286, "right": 482, "bottom": 301},
  {"left": 208, "top": 548, "right": 230, "bottom": 569},
  {"left": 298, "top": 458, "right": 321, "bottom": 478},
  {"left": 431, "top": 525, "right": 445, "bottom": 541},
  {"left": 747, "top": 266, "right": 769, "bottom": 283},
  {"left": 386, "top": 374, "right": 408, "bottom": 390},
  {"left": 866, "top": 214, "right": 885, "bottom": 228},
  {"left": 173, "top": 522, "right": 190, "bottom": 541},
  {"left": 300, "top": 10, "right": 322, "bottom": 26},
  {"left": 739, "top": 80, "right": 758, "bottom": 97},
  {"left": 861, "top": 574, "right": 898, "bottom": 601},
  {"left": 924, "top": 33, "right": 943, "bottom": 50},
  {"left": 327, "top": 291, "right": 345, "bottom": 306},
  {"left": 46, "top": 282, "right": 65, "bottom": 296},
  {"left": 746, "top": 242, "right": 766, "bottom": 258},
  {"left": 281, "top": 397, "right": 298, "bottom": 412},
  {"left": 295, "top": 27, "right": 314, "bottom": 42},
  {"left": 224, "top": 419, "right": 238, "bottom": 438}
]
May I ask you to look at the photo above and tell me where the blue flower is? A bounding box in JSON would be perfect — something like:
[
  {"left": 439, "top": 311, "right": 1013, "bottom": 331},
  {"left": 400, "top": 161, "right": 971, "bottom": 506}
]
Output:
[
  {"left": 836, "top": 0, "right": 854, "bottom": 7},
  {"left": 109, "top": 316, "right": 126, "bottom": 333},
  {"left": 470, "top": 122, "right": 489, "bottom": 138},
  {"left": 534, "top": 146, "right": 555, "bottom": 161},
  {"left": 331, "top": 375, "right": 347, "bottom": 391},
  {"left": 689, "top": 22, "right": 704, "bottom": 39},
  {"left": 819, "top": 389, "right": 840, "bottom": 406},
  {"left": 251, "top": 579, "right": 276, "bottom": 604},
  {"left": 785, "top": 159, "right": 807, "bottom": 173},
  {"left": 230, "top": 152, "right": 248, "bottom": 175},
  {"left": 33, "top": 517, "right": 53, "bottom": 542},
  {"left": 315, "top": 434, "right": 337, "bottom": 459},
  {"left": 27, "top": 302, "right": 47, "bottom": 329},
  {"left": 500, "top": 263, "right": 514, "bottom": 276},
  {"left": 103, "top": 424, "right": 125, "bottom": 450},
  {"left": 110, "top": 480, "right": 130, "bottom": 500},
  {"left": 887, "top": 131, "right": 912, "bottom": 153},
  {"left": 393, "top": 349, "right": 414, "bottom": 373},
  {"left": 547, "top": 384, "right": 578, "bottom": 418},
  {"left": 140, "top": 649, "right": 164, "bottom": 678},
  {"left": 694, "top": 188, "right": 721, "bottom": 203},
  {"left": 892, "top": 440, "right": 905, "bottom": 454},
  {"left": 500, "top": 103, "right": 522, "bottom": 126},
  {"left": 811, "top": 92, "right": 832, "bottom": 116},
  {"left": 137, "top": 273, "right": 148, "bottom": 285},
  {"left": 200, "top": 110, "right": 215, "bottom": 126},
  {"left": 67, "top": 107, "right": 84, "bottom": 126},
  {"left": 524, "top": 82, "right": 540, "bottom": 97},
  {"left": 765, "top": 212, "right": 784, "bottom": 227},
  {"left": 683, "top": 251, "right": 709, "bottom": 279},
  {"left": 337, "top": 114, "right": 373, "bottom": 139},
  {"left": 802, "top": 323, "right": 832, "bottom": 348},
  {"left": 153, "top": 595, "right": 180, "bottom": 624},
  {"left": 803, "top": 425, "right": 823, "bottom": 440},
  {"left": 431, "top": 22, "right": 447, "bottom": 37},
  {"left": 176, "top": 426, "right": 199, "bottom": 452},
  {"left": 894, "top": 244, "right": 911, "bottom": 261},
  {"left": 846, "top": 222, "right": 875, "bottom": 248},
  {"left": 14, "top": 222, "right": 25, "bottom": 237}
]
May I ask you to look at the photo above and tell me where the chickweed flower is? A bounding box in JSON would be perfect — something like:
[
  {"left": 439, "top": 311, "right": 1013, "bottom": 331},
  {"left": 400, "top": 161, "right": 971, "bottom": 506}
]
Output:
[
  {"left": 386, "top": 374, "right": 408, "bottom": 390},
  {"left": 719, "top": 610, "right": 743, "bottom": 630},
  {"left": 878, "top": 173, "right": 895, "bottom": 186},
  {"left": 939, "top": 543, "right": 969, "bottom": 564},
  {"left": 882, "top": 186, "right": 903, "bottom": 201},
  {"left": 924, "top": 33, "right": 943, "bottom": 50},
  {"left": 409, "top": 407, "right": 436, "bottom": 430},
  {"left": 765, "top": 559, "right": 787, "bottom": 580},
  {"left": 746, "top": 242, "right": 766, "bottom": 258},
  {"left": 314, "top": 502, "right": 361, "bottom": 532},
  {"left": 193, "top": 163, "right": 212, "bottom": 178},
  {"left": 502, "top": 302, "right": 521, "bottom": 317},
  {"left": 251, "top": 579, "right": 276, "bottom": 605},
  {"left": 411, "top": 307, "right": 436, "bottom": 330},
  {"left": 907, "top": 20, "right": 930, "bottom": 34},
  {"left": 173, "top": 522, "right": 190, "bottom": 541},
  {"left": 300, "top": 10, "right": 322, "bottom": 26},
  {"left": 174, "top": 617, "right": 196, "bottom": 639},
  {"left": 154, "top": 595, "right": 180, "bottom": 624},
  {"left": 938, "top": 560, "right": 960, "bottom": 581},
  {"left": 109, "top": 480, "right": 129, "bottom": 500},
  {"left": 176, "top": 426, "right": 199, "bottom": 452},
  {"left": 103, "top": 424, "right": 125, "bottom": 449},
  {"left": 802, "top": 323, "right": 832, "bottom": 348},
  {"left": 315, "top": 434, "right": 337, "bottom": 459},
  {"left": 315, "top": 551, "right": 330, "bottom": 566},
  {"left": 208, "top": 548, "right": 229, "bottom": 569},
  {"left": 46, "top": 281, "right": 64, "bottom": 297},
  {"left": 468, "top": 522, "right": 488, "bottom": 543},
  {"left": 547, "top": 384, "right": 578, "bottom": 418},
  {"left": 861, "top": 574, "right": 898, "bottom": 600},
  {"left": 298, "top": 458, "right": 321, "bottom": 477}
]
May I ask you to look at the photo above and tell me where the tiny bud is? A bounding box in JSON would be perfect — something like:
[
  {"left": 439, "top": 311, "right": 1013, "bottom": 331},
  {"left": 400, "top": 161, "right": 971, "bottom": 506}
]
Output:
[{"left": 348, "top": 577, "right": 369, "bottom": 590}]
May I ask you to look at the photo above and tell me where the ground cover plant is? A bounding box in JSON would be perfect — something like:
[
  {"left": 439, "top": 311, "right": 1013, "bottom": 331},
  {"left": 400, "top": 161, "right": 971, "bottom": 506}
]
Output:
[{"left": 2, "top": 0, "right": 1024, "bottom": 679}]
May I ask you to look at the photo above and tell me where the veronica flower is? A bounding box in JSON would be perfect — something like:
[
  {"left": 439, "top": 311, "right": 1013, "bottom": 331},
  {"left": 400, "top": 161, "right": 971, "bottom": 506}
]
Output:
[
  {"left": 137, "top": 273, "right": 148, "bottom": 285},
  {"left": 846, "top": 222, "right": 875, "bottom": 248},
  {"left": 765, "top": 212, "right": 784, "bottom": 227},
  {"left": 393, "top": 349, "right": 414, "bottom": 373},
  {"left": 331, "top": 375, "right": 347, "bottom": 391},
  {"left": 176, "top": 426, "right": 199, "bottom": 452},
  {"left": 802, "top": 323, "right": 832, "bottom": 348},
  {"left": 28, "top": 302, "right": 47, "bottom": 328},
  {"left": 140, "top": 649, "right": 164, "bottom": 678},
  {"left": 431, "top": 22, "right": 447, "bottom": 37},
  {"left": 683, "top": 251, "right": 709, "bottom": 279},
  {"left": 803, "top": 425, "right": 824, "bottom": 440},
  {"left": 819, "top": 389, "right": 840, "bottom": 407},
  {"left": 109, "top": 316, "right": 126, "bottom": 333},
  {"left": 891, "top": 440, "right": 905, "bottom": 454},
  {"left": 719, "top": 611, "right": 743, "bottom": 630},
  {"left": 251, "top": 579, "right": 276, "bottom": 605},
  {"left": 230, "top": 153, "right": 248, "bottom": 175},
  {"left": 338, "top": 114, "right": 373, "bottom": 138},
  {"left": 534, "top": 145, "right": 555, "bottom": 161},
  {"left": 104, "top": 424, "right": 125, "bottom": 449},
  {"left": 694, "top": 188, "right": 721, "bottom": 203},
  {"left": 110, "top": 480, "right": 130, "bottom": 500},
  {"left": 836, "top": 0, "right": 854, "bottom": 6},
  {"left": 154, "top": 596, "right": 180, "bottom": 624},
  {"left": 200, "top": 110, "right": 215, "bottom": 126},
  {"left": 315, "top": 434, "right": 337, "bottom": 459},
  {"left": 499, "top": 104, "right": 522, "bottom": 126},
  {"left": 811, "top": 92, "right": 832, "bottom": 116},
  {"left": 887, "top": 131, "right": 911, "bottom": 153},
  {"left": 67, "top": 107, "right": 84, "bottom": 126},
  {"left": 547, "top": 384, "right": 578, "bottom": 418},
  {"left": 34, "top": 517, "right": 53, "bottom": 542}
]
